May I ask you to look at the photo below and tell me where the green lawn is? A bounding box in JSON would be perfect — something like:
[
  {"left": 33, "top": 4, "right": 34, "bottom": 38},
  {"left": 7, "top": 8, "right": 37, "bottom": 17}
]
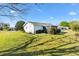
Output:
[{"left": 0, "top": 30, "right": 79, "bottom": 56}]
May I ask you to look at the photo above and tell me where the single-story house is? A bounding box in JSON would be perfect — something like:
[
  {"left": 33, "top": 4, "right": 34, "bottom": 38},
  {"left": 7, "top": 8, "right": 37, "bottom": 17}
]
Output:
[{"left": 23, "top": 21, "right": 57, "bottom": 34}]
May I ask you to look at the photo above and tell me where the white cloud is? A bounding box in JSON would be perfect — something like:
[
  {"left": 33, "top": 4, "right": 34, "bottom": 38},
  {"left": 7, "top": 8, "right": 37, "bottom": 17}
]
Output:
[
  {"left": 49, "top": 17, "right": 54, "bottom": 19},
  {"left": 10, "top": 10, "right": 18, "bottom": 16},
  {"left": 10, "top": 10, "right": 16, "bottom": 13},
  {"left": 69, "top": 11, "right": 77, "bottom": 16}
]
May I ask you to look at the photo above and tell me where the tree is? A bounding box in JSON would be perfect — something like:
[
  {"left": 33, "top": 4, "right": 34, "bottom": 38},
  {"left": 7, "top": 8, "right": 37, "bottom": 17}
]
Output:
[
  {"left": 69, "top": 21, "right": 79, "bottom": 31},
  {"left": 15, "top": 21, "right": 25, "bottom": 31},
  {"left": 0, "top": 23, "right": 10, "bottom": 31},
  {"left": 60, "top": 21, "right": 69, "bottom": 27},
  {"left": 3, "top": 23, "right": 10, "bottom": 31}
]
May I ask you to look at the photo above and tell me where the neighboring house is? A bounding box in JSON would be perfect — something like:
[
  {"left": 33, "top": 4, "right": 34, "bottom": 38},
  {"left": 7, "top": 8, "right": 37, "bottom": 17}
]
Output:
[
  {"left": 57, "top": 26, "right": 69, "bottom": 30},
  {"left": 23, "top": 21, "right": 57, "bottom": 34}
]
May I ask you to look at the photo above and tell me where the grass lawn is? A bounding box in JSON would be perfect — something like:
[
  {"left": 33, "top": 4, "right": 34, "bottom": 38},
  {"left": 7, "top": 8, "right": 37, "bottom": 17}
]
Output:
[{"left": 0, "top": 30, "right": 79, "bottom": 56}]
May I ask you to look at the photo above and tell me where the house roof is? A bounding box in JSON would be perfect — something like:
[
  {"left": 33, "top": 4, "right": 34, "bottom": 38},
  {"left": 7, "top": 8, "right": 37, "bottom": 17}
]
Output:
[{"left": 23, "top": 21, "right": 56, "bottom": 27}]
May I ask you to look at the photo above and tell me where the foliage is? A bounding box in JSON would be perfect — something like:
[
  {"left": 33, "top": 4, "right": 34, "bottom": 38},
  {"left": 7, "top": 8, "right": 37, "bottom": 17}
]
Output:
[
  {"left": 60, "top": 21, "right": 69, "bottom": 27},
  {"left": 3, "top": 23, "right": 10, "bottom": 31},
  {"left": 0, "top": 23, "right": 10, "bottom": 31},
  {"left": 15, "top": 21, "right": 25, "bottom": 31},
  {"left": 69, "top": 21, "right": 79, "bottom": 31},
  {"left": 47, "top": 27, "right": 61, "bottom": 34}
]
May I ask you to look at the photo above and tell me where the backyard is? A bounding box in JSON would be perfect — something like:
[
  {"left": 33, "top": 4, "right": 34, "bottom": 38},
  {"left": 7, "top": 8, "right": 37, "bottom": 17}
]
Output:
[{"left": 0, "top": 30, "right": 79, "bottom": 56}]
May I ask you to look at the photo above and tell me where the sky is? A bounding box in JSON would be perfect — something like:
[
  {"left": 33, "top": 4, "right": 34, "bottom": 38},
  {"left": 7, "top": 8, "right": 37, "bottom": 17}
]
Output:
[{"left": 0, "top": 3, "right": 79, "bottom": 27}]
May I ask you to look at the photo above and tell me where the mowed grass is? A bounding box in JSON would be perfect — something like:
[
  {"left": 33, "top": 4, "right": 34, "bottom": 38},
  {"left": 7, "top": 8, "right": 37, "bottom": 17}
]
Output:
[
  {"left": 0, "top": 31, "right": 31, "bottom": 51},
  {"left": 0, "top": 30, "right": 79, "bottom": 56}
]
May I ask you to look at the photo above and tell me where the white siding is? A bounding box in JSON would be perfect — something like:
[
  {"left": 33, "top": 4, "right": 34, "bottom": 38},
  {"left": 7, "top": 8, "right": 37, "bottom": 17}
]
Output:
[{"left": 24, "top": 23, "right": 34, "bottom": 33}]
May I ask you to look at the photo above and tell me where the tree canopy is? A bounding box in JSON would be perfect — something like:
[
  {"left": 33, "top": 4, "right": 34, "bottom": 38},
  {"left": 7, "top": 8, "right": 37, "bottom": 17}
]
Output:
[
  {"left": 60, "top": 21, "right": 69, "bottom": 27},
  {"left": 69, "top": 21, "right": 79, "bottom": 31},
  {"left": 15, "top": 21, "right": 25, "bottom": 31}
]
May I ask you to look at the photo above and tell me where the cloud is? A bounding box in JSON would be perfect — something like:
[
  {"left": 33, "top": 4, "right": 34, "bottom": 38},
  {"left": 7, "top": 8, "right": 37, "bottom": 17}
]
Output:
[
  {"left": 10, "top": 10, "right": 18, "bottom": 16},
  {"left": 49, "top": 17, "right": 54, "bottom": 19},
  {"left": 69, "top": 11, "right": 77, "bottom": 16},
  {"left": 10, "top": 10, "right": 16, "bottom": 13}
]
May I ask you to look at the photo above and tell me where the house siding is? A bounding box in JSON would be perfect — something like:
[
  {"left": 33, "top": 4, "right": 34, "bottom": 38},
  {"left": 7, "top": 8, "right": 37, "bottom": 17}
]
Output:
[{"left": 24, "top": 23, "right": 34, "bottom": 33}]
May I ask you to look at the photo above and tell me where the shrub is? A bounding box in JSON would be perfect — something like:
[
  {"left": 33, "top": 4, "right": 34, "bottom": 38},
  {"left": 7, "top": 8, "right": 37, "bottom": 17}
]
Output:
[
  {"left": 69, "top": 21, "right": 79, "bottom": 31},
  {"left": 47, "top": 27, "right": 61, "bottom": 34},
  {"left": 47, "top": 27, "right": 55, "bottom": 34}
]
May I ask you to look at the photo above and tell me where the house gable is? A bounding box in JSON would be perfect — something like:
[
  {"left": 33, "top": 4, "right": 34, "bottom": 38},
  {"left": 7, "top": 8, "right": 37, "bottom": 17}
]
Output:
[{"left": 24, "top": 22, "right": 35, "bottom": 33}]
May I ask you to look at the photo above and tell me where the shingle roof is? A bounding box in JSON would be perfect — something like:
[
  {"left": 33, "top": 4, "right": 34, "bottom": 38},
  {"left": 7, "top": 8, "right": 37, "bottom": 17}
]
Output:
[{"left": 23, "top": 21, "right": 56, "bottom": 27}]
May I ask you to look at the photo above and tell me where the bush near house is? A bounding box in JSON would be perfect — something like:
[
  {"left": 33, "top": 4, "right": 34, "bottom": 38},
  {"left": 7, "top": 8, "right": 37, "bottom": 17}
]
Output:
[{"left": 47, "top": 27, "right": 61, "bottom": 34}]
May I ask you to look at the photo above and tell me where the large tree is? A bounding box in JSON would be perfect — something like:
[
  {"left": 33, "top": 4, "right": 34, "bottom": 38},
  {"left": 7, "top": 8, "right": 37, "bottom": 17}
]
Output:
[
  {"left": 15, "top": 21, "right": 25, "bottom": 31},
  {"left": 60, "top": 21, "right": 69, "bottom": 27}
]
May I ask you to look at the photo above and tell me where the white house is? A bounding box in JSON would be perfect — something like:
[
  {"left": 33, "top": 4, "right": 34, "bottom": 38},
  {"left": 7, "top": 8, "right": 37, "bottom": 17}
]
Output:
[{"left": 23, "top": 21, "right": 56, "bottom": 34}]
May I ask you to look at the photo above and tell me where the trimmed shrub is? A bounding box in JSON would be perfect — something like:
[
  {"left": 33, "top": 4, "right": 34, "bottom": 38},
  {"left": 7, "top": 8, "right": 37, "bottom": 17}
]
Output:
[
  {"left": 47, "top": 27, "right": 56, "bottom": 34},
  {"left": 47, "top": 27, "right": 61, "bottom": 34}
]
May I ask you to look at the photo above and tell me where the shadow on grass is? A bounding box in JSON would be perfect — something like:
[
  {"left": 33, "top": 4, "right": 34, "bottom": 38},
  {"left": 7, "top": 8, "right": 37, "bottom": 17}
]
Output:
[
  {"left": 0, "top": 35, "right": 69, "bottom": 55},
  {"left": 2, "top": 46, "right": 79, "bottom": 56},
  {"left": 0, "top": 35, "right": 79, "bottom": 56},
  {"left": 1, "top": 40, "right": 79, "bottom": 56},
  {"left": 0, "top": 36, "right": 37, "bottom": 55}
]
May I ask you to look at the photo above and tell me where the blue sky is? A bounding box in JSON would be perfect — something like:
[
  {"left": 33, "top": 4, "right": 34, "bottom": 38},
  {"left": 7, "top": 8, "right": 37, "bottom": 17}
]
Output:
[{"left": 0, "top": 3, "right": 79, "bottom": 27}]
